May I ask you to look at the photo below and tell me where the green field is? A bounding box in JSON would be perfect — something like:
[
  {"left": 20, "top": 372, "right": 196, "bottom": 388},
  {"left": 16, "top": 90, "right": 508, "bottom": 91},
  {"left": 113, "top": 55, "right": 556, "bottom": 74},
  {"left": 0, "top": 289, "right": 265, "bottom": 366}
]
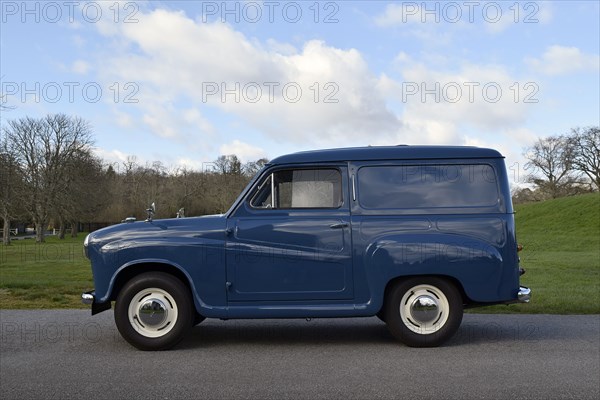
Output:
[
  {"left": 0, "top": 193, "right": 599, "bottom": 312},
  {"left": 471, "top": 192, "right": 600, "bottom": 314},
  {"left": 0, "top": 235, "right": 92, "bottom": 309}
]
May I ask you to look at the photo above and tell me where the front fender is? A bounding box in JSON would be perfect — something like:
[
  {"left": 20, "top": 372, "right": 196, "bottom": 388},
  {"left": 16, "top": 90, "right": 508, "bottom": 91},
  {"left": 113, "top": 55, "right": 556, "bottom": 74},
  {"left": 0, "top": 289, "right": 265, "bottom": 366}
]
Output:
[
  {"left": 99, "top": 258, "right": 227, "bottom": 318},
  {"left": 90, "top": 237, "right": 227, "bottom": 313}
]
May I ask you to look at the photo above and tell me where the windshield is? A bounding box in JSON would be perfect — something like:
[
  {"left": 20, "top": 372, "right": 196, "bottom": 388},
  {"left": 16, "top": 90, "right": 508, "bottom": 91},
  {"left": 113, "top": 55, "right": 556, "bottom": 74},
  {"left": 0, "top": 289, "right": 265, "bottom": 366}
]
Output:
[{"left": 224, "top": 165, "right": 270, "bottom": 216}]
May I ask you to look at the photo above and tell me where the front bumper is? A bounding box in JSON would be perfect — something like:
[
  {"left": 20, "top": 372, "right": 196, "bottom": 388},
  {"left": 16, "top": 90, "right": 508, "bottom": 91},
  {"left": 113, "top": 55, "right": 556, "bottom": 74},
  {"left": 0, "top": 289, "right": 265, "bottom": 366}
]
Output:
[
  {"left": 517, "top": 286, "right": 531, "bottom": 303},
  {"left": 81, "top": 291, "right": 112, "bottom": 315}
]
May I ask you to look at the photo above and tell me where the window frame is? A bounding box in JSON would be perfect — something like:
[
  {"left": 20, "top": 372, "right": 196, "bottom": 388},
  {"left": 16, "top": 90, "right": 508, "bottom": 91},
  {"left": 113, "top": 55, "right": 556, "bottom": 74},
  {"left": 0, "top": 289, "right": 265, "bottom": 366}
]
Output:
[
  {"left": 351, "top": 160, "right": 504, "bottom": 215},
  {"left": 248, "top": 167, "right": 344, "bottom": 211}
]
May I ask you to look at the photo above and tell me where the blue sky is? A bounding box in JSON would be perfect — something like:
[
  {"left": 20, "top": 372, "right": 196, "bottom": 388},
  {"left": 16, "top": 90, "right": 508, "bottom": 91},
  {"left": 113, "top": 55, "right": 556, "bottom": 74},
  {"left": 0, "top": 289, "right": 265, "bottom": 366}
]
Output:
[{"left": 1, "top": 1, "right": 599, "bottom": 185}]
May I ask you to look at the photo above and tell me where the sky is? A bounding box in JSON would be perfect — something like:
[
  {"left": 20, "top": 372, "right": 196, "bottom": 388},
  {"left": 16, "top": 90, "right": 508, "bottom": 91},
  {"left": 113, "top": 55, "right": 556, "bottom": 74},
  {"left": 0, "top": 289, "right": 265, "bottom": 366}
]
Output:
[{"left": 1, "top": 1, "right": 599, "bottom": 187}]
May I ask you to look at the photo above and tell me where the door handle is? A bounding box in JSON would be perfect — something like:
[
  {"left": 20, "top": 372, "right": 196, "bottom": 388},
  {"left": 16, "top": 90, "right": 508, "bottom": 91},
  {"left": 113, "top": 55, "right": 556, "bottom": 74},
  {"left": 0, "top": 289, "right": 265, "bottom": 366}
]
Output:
[
  {"left": 329, "top": 222, "right": 349, "bottom": 229},
  {"left": 225, "top": 225, "right": 239, "bottom": 236}
]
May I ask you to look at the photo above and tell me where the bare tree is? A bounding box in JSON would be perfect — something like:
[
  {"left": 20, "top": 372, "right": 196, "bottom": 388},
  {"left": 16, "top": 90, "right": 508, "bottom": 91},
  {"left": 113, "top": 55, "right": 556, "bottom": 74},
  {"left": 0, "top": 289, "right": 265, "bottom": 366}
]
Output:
[
  {"left": 215, "top": 155, "right": 243, "bottom": 175},
  {"left": 524, "top": 135, "right": 578, "bottom": 199},
  {"left": 52, "top": 149, "right": 109, "bottom": 238},
  {"left": 0, "top": 152, "right": 12, "bottom": 244},
  {"left": 568, "top": 127, "right": 600, "bottom": 190},
  {"left": 243, "top": 158, "right": 269, "bottom": 177},
  {"left": 0, "top": 140, "right": 25, "bottom": 245},
  {"left": 3, "top": 114, "right": 94, "bottom": 242},
  {"left": 16, "top": 150, "right": 266, "bottom": 225},
  {"left": 169, "top": 167, "right": 207, "bottom": 216}
]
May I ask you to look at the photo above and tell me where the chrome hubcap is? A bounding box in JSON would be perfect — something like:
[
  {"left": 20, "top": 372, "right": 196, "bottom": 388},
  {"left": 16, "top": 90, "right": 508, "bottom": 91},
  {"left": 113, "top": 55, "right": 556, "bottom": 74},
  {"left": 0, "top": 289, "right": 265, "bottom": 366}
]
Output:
[
  {"left": 410, "top": 295, "right": 439, "bottom": 323},
  {"left": 400, "top": 284, "right": 449, "bottom": 335},
  {"left": 138, "top": 299, "right": 168, "bottom": 327}
]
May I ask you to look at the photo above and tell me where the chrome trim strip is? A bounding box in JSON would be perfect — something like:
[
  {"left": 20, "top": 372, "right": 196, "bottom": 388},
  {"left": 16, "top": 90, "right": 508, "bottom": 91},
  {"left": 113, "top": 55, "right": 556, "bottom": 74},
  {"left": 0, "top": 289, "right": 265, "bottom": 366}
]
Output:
[{"left": 271, "top": 173, "right": 275, "bottom": 208}]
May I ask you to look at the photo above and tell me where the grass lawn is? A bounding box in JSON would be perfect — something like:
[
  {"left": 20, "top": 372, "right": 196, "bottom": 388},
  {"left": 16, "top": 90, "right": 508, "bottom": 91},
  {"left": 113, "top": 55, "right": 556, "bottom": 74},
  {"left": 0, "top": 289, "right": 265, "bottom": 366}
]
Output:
[
  {"left": 469, "top": 193, "right": 600, "bottom": 314},
  {"left": 0, "top": 235, "right": 93, "bottom": 309},
  {"left": 0, "top": 193, "right": 599, "bottom": 313}
]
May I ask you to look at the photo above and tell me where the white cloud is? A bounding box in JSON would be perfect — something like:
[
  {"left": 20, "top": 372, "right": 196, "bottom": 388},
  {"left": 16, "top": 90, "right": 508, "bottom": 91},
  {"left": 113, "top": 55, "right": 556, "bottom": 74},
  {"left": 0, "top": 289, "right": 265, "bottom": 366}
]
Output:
[
  {"left": 393, "top": 51, "right": 413, "bottom": 66},
  {"left": 93, "top": 148, "right": 130, "bottom": 166},
  {"left": 135, "top": 103, "right": 216, "bottom": 143},
  {"left": 219, "top": 140, "right": 267, "bottom": 162},
  {"left": 86, "top": 6, "right": 540, "bottom": 161},
  {"left": 142, "top": 112, "right": 178, "bottom": 139},
  {"left": 388, "top": 62, "right": 534, "bottom": 143},
  {"left": 485, "top": 12, "right": 515, "bottom": 34},
  {"left": 537, "top": 2, "right": 554, "bottom": 24},
  {"left": 172, "top": 157, "right": 205, "bottom": 171},
  {"left": 182, "top": 108, "right": 214, "bottom": 135},
  {"left": 526, "top": 46, "right": 600, "bottom": 76},
  {"left": 92, "top": 8, "right": 399, "bottom": 147},
  {"left": 71, "top": 60, "right": 90, "bottom": 74},
  {"left": 463, "top": 126, "right": 542, "bottom": 188},
  {"left": 112, "top": 109, "right": 134, "bottom": 128},
  {"left": 265, "top": 38, "right": 298, "bottom": 56},
  {"left": 346, "top": 50, "right": 541, "bottom": 158},
  {"left": 374, "top": 3, "right": 411, "bottom": 27}
]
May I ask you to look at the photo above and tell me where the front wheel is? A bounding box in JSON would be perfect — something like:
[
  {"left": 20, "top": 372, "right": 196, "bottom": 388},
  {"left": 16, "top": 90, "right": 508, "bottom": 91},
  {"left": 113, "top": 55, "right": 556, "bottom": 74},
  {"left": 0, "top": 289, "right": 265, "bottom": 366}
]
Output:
[
  {"left": 114, "top": 272, "right": 194, "bottom": 350},
  {"left": 385, "top": 277, "right": 463, "bottom": 347}
]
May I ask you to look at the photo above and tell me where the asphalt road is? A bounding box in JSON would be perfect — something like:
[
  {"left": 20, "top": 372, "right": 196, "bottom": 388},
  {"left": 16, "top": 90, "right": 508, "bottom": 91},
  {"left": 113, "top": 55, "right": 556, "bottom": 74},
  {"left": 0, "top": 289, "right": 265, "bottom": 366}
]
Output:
[{"left": 0, "top": 310, "right": 598, "bottom": 400}]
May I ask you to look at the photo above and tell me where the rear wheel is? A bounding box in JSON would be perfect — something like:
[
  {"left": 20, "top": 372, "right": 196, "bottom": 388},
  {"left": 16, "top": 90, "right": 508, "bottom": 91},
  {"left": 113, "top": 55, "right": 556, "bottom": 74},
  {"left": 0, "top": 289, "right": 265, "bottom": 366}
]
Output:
[
  {"left": 385, "top": 277, "right": 463, "bottom": 347},
  {"left": 114, "top": 272, "right": 194, "bottom": 350}
]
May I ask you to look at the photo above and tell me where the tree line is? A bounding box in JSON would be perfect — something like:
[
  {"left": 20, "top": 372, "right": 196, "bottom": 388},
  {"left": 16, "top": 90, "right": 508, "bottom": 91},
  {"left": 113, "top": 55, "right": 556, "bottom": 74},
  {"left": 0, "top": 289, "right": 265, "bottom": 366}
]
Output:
[
  {"left": 515, "top": 126, "right": 599, "bottom": 203},
  {"left": 0, "top": 114, "right": 265, "bottom": 244},
  {"left": 1, "top": 114, "right": 598, "bottom": 244}
]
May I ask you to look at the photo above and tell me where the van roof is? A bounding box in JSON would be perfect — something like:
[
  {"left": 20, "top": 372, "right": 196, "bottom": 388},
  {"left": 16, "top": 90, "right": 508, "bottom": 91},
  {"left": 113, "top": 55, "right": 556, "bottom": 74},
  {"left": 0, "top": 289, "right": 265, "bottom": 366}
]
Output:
[{"left": 269, "top": 145, "right": 503, "bottom": 165}]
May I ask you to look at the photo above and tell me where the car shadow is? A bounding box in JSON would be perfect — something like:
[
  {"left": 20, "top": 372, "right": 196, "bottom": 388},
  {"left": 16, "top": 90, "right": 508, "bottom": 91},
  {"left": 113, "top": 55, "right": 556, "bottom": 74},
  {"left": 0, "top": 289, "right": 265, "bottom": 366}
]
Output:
[
  {"left": 175, "top": 316, "right": 548, "bottom": 350},
  {"left": 179, "top": 318, "right": 392, "bottom": 349}
]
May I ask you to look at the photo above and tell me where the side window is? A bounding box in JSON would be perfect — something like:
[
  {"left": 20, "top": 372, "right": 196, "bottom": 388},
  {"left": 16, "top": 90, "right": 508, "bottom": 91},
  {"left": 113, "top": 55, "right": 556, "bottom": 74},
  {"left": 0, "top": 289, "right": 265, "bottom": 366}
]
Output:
[
  {"left": 357, "top": 164, "right": 499, "bottom": 209},
  {"left": 250, "top": 169, "right": 342, "bottom": 209}
]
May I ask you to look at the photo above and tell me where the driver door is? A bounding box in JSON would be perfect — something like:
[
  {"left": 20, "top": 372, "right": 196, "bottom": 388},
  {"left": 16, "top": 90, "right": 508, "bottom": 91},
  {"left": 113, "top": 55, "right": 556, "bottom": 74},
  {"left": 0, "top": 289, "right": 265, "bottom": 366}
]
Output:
[{"left": 226, "top": 166, "right": 353, "bottom": 302}]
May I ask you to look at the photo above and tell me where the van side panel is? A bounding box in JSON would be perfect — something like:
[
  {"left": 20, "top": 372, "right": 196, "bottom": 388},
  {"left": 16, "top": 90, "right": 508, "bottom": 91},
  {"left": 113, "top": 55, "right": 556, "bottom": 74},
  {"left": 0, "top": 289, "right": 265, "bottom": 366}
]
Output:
[
  {"left": 350, "top": 158, "right": 520, "bottom": 306},
  {"left": 359, "top": 218, "right": 512, "bottom": 302}
]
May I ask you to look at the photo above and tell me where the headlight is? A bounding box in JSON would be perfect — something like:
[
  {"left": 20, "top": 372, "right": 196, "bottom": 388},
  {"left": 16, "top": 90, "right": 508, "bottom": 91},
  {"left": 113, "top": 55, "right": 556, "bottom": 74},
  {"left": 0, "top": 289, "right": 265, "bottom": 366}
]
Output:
[{"left": 84, "top": 234, "right": 90, "bottom": 247}]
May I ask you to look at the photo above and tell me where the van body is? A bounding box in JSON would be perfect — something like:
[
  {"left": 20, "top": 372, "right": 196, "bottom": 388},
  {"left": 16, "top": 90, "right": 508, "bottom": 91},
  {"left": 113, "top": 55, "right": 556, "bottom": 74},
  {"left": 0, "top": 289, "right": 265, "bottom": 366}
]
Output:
[{"left": 82, "top": 146, "right": 530, "bottom": 350}]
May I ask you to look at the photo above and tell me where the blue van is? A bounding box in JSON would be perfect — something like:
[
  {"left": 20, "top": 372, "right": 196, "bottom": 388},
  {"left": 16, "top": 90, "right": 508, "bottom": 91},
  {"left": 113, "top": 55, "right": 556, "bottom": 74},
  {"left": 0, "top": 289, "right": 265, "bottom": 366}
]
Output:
[{"left": 82, "top": 146, "right": 530, "bottom": 350}]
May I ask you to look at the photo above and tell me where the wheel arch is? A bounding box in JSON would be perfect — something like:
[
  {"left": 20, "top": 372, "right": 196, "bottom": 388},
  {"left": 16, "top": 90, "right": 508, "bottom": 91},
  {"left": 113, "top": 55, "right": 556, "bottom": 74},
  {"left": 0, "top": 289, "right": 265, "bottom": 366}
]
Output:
[
  {"left": 379, "top": 274, "right": 470, "bottom": 314},
  {"left": 108, "top": 260, "right": 195, "bottom": 305}
]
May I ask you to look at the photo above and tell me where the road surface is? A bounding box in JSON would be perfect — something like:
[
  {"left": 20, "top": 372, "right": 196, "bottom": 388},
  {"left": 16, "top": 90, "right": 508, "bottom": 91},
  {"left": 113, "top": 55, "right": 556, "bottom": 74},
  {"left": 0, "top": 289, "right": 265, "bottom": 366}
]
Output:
[{"left": 1, "top": 310, "right": 598, "bottom": 399}]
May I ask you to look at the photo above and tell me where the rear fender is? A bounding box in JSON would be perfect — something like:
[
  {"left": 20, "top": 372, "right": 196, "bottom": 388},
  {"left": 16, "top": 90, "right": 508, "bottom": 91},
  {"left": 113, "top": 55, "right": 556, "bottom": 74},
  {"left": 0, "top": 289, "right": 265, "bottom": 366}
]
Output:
[{"left": 366, "top": 233, "right": 508, "bottom": 303}]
